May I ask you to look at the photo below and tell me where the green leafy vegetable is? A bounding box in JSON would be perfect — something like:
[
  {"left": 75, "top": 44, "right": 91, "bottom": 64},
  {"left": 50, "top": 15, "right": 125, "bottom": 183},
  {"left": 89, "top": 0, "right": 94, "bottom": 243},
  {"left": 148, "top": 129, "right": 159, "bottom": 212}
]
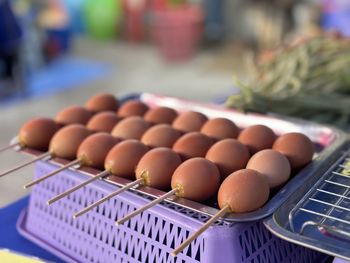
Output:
[{"left": 226, "top": 34, "right": 350, "bottom": 129}]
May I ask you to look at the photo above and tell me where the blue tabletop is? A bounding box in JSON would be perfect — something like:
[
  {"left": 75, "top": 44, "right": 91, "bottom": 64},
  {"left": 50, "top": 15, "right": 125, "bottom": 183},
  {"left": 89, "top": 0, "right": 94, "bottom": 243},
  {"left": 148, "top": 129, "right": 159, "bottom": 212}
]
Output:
[{"left": 0, "top": 196, "right": 64, "bottom": 262}]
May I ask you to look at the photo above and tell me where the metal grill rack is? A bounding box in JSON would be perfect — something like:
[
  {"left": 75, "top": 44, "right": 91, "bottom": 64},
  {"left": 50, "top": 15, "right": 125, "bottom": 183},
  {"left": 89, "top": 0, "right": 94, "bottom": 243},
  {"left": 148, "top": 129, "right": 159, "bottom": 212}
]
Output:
[{"left": 288, "top": 147, "right": 350, "bottom": 243}]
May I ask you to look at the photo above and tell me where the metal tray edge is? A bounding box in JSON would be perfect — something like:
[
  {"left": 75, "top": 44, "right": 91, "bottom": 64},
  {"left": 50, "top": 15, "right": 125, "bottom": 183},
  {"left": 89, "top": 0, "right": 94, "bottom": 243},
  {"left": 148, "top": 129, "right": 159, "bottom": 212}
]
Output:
[
  {"left": 264, "top": 213, "right": 350, "bottom": 261},
  {"left": 263, "top": 140, "right": 350, "bottom": 260}
]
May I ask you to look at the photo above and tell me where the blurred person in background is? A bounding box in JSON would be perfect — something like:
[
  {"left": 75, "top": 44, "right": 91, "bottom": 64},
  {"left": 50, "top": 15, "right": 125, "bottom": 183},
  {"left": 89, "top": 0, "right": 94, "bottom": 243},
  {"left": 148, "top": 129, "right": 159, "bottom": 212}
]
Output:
[{"left": 0, "top": 0, "right": 23, "bottom": 96}]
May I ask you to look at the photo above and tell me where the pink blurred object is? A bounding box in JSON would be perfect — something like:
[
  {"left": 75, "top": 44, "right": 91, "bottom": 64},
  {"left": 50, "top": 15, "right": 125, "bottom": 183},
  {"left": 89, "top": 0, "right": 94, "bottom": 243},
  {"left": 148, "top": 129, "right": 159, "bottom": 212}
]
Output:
[
  {"left": 123, "top": 0, "right": 146, "bottom": 42},
  {"left": 151, "top": 5, "right": 203, "bottom": 61},
  {"left": 150, "top": 0, "right": 167, "bottom": 10}
]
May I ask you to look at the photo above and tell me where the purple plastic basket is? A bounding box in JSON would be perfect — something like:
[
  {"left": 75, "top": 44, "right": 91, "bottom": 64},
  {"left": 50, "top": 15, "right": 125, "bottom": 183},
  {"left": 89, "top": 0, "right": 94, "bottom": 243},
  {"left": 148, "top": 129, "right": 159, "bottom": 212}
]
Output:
[
  {"left": 334, "top": 259, "right": 350, "bottom": 263},
  {"left": 19, "top": 161, "right": 327, "bottom": 263}
]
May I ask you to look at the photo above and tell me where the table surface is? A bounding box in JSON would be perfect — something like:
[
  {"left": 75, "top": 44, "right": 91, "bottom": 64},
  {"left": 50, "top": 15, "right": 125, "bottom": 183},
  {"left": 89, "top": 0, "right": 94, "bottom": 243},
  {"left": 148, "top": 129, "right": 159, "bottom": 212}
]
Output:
[{"left": 0, "top": 196, "right": 64, "bottom": 262}]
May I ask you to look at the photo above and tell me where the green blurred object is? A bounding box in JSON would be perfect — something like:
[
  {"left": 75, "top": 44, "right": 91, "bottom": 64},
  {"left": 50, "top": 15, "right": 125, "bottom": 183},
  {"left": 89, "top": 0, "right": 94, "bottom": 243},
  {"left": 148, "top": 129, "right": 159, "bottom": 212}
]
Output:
[
  {"left": 84, "top": 0, "right": 122, "bottom": 39},
  {"left": 167, "top": 0, "right": 186, "bottom": 7},
  {"left": 226, "top": 34, "right": 350, "bottom": 130}
]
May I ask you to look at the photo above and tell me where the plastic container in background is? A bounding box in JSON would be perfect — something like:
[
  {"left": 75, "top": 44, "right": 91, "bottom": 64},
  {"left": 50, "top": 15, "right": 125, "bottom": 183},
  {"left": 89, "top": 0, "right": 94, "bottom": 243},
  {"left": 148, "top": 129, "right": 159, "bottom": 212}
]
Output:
[
  {"left": 63, "top": 0, "right": 86, "bottom": 33},
  {"left": 321, "top": 0, "right": 350, "bottom": 37},
  {"left": 151, "top": 5, "right": 203, "bottom": 61},
  {"left": 203, "top": 0, "right": 224, "bottom": 42},
  {"left": 84, "top": 0, "right": 122, "bottom": 40},
  {"left": 122, "top": 0, "right": 146, "bottom": 43},
  {"left": 149, "top": 0, "right": 167, "bottom": 10},
  {"left": 38, "top": 1, "right": 71, "bottom": 60},
  {"left": 45, "top": 27, "right": 71, "bottom": 59}
]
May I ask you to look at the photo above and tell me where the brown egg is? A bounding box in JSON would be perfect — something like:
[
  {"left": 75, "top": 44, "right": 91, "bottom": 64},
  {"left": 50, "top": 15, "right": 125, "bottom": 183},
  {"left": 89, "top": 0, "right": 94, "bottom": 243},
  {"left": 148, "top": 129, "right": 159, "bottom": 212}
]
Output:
[
  {"left": 218, "top": 169, "right": 270, "bottom": 213},
  {"left": 86, "top": 112, "right": 122, "bottom": 132},
  {"left": 171, "top": 158, "right": 220, "bottom": 202},
  {"left": 144, "top": 106, "right": 178, "bottom": 124},
  {"left": 238, "top": 125, "right": 276, "bottom": 154},
  {"left": 246, "top": 149, "right": 291, "bottom": 189},
  {"left": 111, "top": 116, "right": 151, "bottom": 140},
  {"left": 77, "top": 133, "right": 120, "bottom": 169},
  {"left": 172, "top": 111, "right": 208, "bottom": 133},
  {"left": 141, "top": 124, "right": 182, "bottom": 148},
  {"left": 206, "top": 139, "right": 250, "bottom": 180},
  {"left": 49, "top": 124, "right": 91, "bottom": 159},
  {"left": 105, "top": 140, "right": 149, "bottom": 179},
  {"left": 201, "top": 118, "right": 239, "bottom": 140},
  {"left": 85, "top": 93, "right": 119, "bottom": 112},
  {"left": 135, "top": 148, "right": 182, "bottom": 190},
  {"left": 55, "top": 105, "right": 93, "bottom": 125},
  {"left": 173, "top": 132, "right": 214, "bottom": 160},
  {"left": 18, "top": 118, "right": 60, "bottom": 151},
  {"left": 117, "top": 100, "right": 149, "bottom": 117},
  {"left": 272, "top": 132, "right": 314, "bottom": 170}
]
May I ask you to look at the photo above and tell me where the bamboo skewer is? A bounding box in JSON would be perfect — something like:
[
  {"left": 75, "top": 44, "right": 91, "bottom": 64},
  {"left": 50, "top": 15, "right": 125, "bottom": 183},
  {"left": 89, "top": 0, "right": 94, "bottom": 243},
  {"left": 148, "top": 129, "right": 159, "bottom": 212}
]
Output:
[
  {"left": 24, "top": 159, "right": 80, "bottom": 188},
  {"left": 73, "top": 178, "right": 144, "bottom": 219},
  {"left": 116, "top": 188, "right": 178, "bottom": 226},
  {"left": 0, "top": 152, "right": 51, "bottom": 178},
  {"left": 0, "top": 142, "right": 20, "bottom": 153},
  {"left": 47, "top": 170, "right": 110, "bottom": 205},
  {"left": 171, "top": 205, "right": 230, "bottom": 257}
]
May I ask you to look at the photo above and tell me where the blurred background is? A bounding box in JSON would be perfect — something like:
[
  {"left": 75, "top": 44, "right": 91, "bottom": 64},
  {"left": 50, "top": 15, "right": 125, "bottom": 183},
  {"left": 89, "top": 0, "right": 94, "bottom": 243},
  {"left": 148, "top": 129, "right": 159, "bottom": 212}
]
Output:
[{"left": 0, "top": 0, "right": 350, "bottom": 206}]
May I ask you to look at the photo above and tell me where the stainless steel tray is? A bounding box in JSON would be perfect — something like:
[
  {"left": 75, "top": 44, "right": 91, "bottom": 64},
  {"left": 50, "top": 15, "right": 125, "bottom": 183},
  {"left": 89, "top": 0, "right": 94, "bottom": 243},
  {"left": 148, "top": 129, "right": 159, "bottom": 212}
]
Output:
[
  {"left": 265, "top": 141, "right": 350, "bottom": 261},
  {"left": 17, "top": 93, "right": 347, "bottom": 222}
]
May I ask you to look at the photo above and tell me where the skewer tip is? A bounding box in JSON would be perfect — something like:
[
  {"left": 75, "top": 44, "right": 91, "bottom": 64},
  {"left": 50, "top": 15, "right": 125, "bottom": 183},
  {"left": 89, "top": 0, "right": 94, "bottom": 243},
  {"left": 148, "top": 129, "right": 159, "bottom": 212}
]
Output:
[
  {"left": 171, "top": 204, "right": 230, "bottom": 256},
  {"left": 72, "top": 214, "right": 77, "bottom": 219},
  {"left": 23, "top": 158, "right": 79, "bottom": 188},
  {"left": 23, "top": 183, "right": 32, "bottom": 189},
  {"left": 116, "top": 218, "right": 126, "bottom": 225},
  {"left": 0, "top": 142, "right": 20, "bottom": 153}
]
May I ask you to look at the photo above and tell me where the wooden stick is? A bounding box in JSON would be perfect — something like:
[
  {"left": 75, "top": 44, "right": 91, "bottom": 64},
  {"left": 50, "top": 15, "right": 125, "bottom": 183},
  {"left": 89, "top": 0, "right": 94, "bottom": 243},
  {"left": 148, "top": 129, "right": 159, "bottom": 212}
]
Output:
[
  {"left": 0, "top": 152, "right": 51, "bottom": 178},
  {"left": 73, "top": 178, "right": 144, "bottom": 219},
  {"left": 24, "top": 159, "right": 80, "bottom": 189},
  {"left": 171, "top": 205, "right": 230, "bottom": 257},
  {"left": 116, "top": 188, "right": 178, "bottom": 226},
  {"left": 47, "top": 170, "right": 110, "bottom": 205},
  {"left": 0, "top": 142, "right": 20, "bottom": 153}
]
